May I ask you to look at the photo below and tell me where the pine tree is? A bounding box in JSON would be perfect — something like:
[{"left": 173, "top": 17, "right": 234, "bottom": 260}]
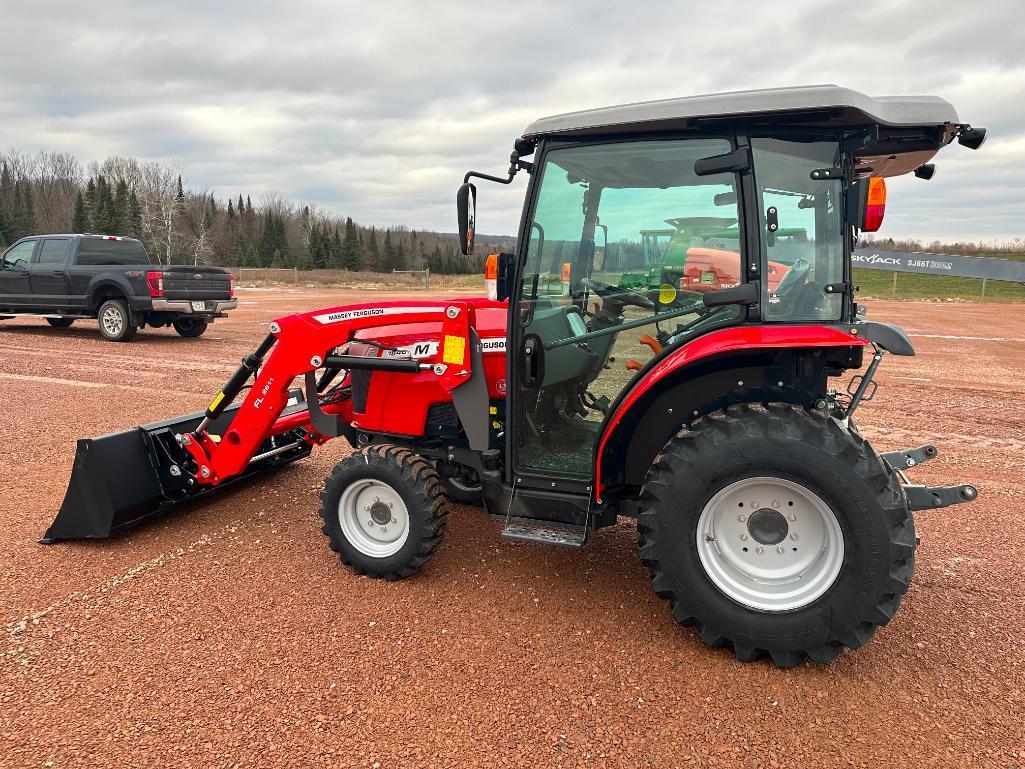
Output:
[
  {"left": 340, "top": 217, "right": 361, "bottom": 270},
  {"left": 112, "top": 179, "right": 130, "bottom": 234},
  {"left": 176, "top": 175, "right": 185, "bottom": 201},
  {"left": 227, "top": 198, "right": 235, "bottom": 219},
  {"left": 237, "top": 194, "right": 245, "bottom": 215},
  {"left": 331, "top": 229, "right": 344, "bottom": 269},
  {"left": 0, "top": 163, "right": 13, "bottom": 225},
  {"left": 71, "top": 191, "right": 88, "bottom": 233},
  {"left": 92, "top": 176, "right": 116, "bottom": 234},
  {"left": 245, "top": 195, "right": 253, "bottom": 215},
  {"left": 259, "top": 212, "right": 276, "bottom": 267},
  {"left": 127, "top": 191, "right": 142, "bottom": 238},
  {"left": 365, "top": 228, "right": 380, "bottom": 271},
  {"left": 83, "top": 178, "right": 97, "bottom": 230}
]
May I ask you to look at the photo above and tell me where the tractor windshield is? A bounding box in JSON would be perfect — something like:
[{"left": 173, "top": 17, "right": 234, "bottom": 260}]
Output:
[{"left": 515, "top": 138, "right": 746, "bottom": 477}]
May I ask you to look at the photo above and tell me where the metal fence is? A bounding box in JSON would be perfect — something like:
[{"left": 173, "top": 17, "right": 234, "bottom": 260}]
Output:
[{"left": 851, "top": 249, "right": 1025, "bottom": 302}]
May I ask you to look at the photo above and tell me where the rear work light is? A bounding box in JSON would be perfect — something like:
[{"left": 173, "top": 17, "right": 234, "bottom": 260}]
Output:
[
  {"left": 146, "top": 271, "right": 164, "bottom": 297},
  {"left": 484, "top": 255, "right": 498, "bottom": 301},
  {"left": 862, "top": 177, "right": 887, "bottom": 232}
]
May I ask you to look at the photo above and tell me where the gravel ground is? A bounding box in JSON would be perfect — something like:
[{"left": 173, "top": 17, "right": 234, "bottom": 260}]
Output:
[{"left": 1, "top": 290, "right": 1023, "bottom": 768}]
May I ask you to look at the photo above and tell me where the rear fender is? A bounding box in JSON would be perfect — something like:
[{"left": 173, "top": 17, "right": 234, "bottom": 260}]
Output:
[
  {"left": 594, "top": 325, "right": 867, "bottom": 501},
  {"left": 88, "top": 277, "right": 134, "bottom": 311}
]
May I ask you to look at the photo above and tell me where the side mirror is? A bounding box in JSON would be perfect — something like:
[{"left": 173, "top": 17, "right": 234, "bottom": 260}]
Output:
[{"left": 457, "top": 182, "right": 477, "bottom": 255}]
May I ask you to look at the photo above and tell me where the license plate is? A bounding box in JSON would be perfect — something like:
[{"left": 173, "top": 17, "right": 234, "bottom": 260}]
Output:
[{"left": 191, "top": 301, "right": 207, "bottom": 312}]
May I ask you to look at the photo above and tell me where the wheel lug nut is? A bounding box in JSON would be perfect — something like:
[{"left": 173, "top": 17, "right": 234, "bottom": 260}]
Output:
[
  {"left": 772, "top": 500, "right": 779, "bottom": 509},
  {"left": 790, "top": 533, "right": 798, "bottom": 541},
  {"left": 391, "top": 517, "right": 397, "bottom": 523},
  {"left": 368, "top": 521, "right": 374, "bottom": 526},
  {"left": 381, "top": 527, "right": 387, "bottom": 533},
  {"left": 776, "top": 546, "right": 784, "bottom": 554},
  {"left": 752, "top": 501, "right": 759, "bottom": 509},
  {"left": 788, "top": 513, "right": 796, "bottom": 522},
  {"left": 756, "top": 546, "right": 764, "bottom": 554},
  {"left": 740, "top": 533, "right": 748, "bottom": 541},
  {"left": 738, "top": 514, "right": 747, "bottom": 522}
]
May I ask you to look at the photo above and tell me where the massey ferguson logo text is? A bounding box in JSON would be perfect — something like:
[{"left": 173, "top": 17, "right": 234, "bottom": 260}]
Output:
[{"left": 312, "top": 306, "right": 444, "bottom": 324}]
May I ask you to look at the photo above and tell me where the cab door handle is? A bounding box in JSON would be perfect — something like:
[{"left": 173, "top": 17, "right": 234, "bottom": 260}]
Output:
[{"left": 522, "top": 336, "right": 542, "bottom": 388}]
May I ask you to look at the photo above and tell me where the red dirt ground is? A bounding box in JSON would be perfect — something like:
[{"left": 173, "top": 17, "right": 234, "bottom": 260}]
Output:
[{"left": 1, "top": 291, "right": 1023, "bottom": 768}]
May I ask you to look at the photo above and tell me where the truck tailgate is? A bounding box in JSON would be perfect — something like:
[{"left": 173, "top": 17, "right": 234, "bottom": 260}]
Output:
[{"left": 162, "top": 266, "right": 232, "bottom": 300}]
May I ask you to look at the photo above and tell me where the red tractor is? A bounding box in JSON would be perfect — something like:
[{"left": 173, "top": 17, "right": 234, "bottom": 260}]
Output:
[{"left": 46, "top": 86, "right": 985, "bottom": 666}]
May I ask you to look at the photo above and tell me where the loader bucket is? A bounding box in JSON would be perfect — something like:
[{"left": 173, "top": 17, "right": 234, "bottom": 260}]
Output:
[{"left": 42, "top": 389, "right": 313, "bottom": 543}]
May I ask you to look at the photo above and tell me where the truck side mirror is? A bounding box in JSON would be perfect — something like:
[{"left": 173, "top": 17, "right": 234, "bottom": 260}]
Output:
[{"left": 457, "top": 182, "right": 477, "bottom": 255}]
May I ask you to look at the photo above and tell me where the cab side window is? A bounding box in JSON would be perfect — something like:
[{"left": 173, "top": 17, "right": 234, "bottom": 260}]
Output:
[
  {"left": 36, "top": 239, "right": 70, "bottom": 265},
  {"left": 2, "top": 240, "right": 37, "bottom": 268}
]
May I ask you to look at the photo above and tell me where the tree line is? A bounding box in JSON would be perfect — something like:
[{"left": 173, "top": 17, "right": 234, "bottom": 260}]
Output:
[{"left": 0, "top": 149, "right": 504, "bottom": 274}]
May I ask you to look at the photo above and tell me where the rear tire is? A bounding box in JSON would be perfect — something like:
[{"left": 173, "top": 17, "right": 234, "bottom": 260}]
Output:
[
  {"left": 46, "top": 317, "right": 74, "bottom": 328},
  {"left": 319, "top": 445, "right": 448, "bottom": 580},
  {"left": 638, "top": 402, "right": 915, "bottom": 667},
  {"left": 173, "top": 317, "right": 208, "bottom": 338},
  {"left": 97, "top": 299, "right": 136, "bottom": 342}
]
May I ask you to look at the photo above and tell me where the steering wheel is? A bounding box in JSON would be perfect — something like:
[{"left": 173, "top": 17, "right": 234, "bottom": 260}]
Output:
[
  {"left": 581, "top": 278, "right": 656, "bottom": 310},
  {"left": 773, "top": 258, "right": 811, "bottom": 299}
]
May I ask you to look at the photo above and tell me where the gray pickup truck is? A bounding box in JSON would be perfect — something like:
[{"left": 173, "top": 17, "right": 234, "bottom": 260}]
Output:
[{"left": 0, "top": 234, "right": 237, "bottom": 341}]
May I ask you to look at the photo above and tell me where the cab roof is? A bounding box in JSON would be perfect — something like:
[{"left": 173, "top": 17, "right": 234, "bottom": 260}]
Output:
[{"left": 522, "top": 85, "right": 961, "bottom": 139}]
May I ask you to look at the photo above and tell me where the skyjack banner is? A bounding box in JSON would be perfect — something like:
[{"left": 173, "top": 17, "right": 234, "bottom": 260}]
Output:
[{"left": 852, "top": 250, "right": 1025, "bottom": 283}]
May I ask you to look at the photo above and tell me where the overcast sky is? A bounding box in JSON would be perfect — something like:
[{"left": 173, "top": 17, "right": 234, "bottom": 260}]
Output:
[{"left": 1, "top": 0, "right": 1022, "bottom": 242}]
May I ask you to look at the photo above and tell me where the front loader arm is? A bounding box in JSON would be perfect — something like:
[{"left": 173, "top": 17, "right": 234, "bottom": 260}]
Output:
[{"left": 183, "top": 300, "right": 477, "bottom": 484}]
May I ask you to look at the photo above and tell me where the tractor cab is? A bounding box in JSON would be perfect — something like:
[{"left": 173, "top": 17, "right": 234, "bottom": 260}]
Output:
[{"left": 460, "top": 85, "right": 980, "bottom": 500}]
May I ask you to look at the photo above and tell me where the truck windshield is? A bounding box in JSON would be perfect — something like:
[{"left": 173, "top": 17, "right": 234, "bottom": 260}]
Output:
[
  {"left": 751, "top": 137, "right": 844, "bottom": 321},
  {"left": 75, "top": 239, "right": 150, "bottom": 266}
]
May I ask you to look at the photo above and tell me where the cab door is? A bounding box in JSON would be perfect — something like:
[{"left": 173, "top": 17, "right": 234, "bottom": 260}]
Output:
[
  {"left": 29, "top": 238, "right": 71, "bottom": 309},
  {"left": 0, "top": 239, "right": 38, "bottom": 309},
  {"left": 510, "top": 138, "right": 745, "bottom": 484}
]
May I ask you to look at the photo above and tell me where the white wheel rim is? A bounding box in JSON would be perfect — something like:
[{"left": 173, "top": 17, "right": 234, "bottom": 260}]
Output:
[
  {"left": 338, "top": 479, "right": 410, "bottom": 558},
  {"left": 101, "top": 306, "right": 124, "bottom": 336},
  {"left": 696, "top": 476, "right": 844, "bottom": 612}
]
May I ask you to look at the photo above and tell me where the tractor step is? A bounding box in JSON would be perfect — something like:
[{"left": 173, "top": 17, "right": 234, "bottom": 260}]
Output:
[{"left": 501, "top": 524, "right": 586, "bottom": 548}]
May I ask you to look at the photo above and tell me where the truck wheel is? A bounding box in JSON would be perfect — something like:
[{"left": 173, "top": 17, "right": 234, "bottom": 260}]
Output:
[
  {"left": 173, "top": 317, "right": 208, "bottom": 338},
  {"left": 97, "top": 299, "right": 136, "bottom": 342},
  {"left": 46, "top": 318, "right": 75, "bottom": 328},
  {"left": 319, "top": 445, "right": 448, "bottom": 580},
  {"left": 638, "top": 402, "right": 915, "bottom": 667}
]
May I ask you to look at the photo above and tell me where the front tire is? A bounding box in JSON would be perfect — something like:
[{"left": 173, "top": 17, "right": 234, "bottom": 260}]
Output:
[
  {"left": 639, "top": 402, "right": 915, "bottom": 667},
  {"left": 173, "top": 317, "right": 208, "bottom": 338},
  {"left": 46, "top": 317, "right": 74, "bottom": 328},
  {"left": 319, "top": 445, "right": 448, "bottom": 580},
  {"left": 97, "top": 299, "right": 136, "bottom": 342}
]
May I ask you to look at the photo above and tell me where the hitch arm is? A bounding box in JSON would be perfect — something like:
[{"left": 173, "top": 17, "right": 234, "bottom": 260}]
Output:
[
  {"left": 904, "top": 484, "right": 978, "bottom": 511},
  {"left": 881, "top": 444, "right": 938, "bottom": 471}
]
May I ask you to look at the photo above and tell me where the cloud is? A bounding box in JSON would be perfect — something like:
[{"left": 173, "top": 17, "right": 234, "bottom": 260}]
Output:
[{"left": 0, "top": 0, "right": 1021, "bottom": 240}]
